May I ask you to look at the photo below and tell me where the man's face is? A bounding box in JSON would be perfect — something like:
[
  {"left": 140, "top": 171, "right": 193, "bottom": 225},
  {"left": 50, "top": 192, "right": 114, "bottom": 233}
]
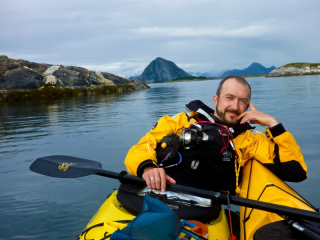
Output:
[{"left": 213, "top": 79, "right": 250, "bottom": 126}]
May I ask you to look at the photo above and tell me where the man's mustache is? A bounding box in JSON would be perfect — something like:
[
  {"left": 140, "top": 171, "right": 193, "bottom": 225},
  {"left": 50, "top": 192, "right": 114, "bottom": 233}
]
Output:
[{"left": 225, "top": 109, "right": 240, "bottom": 115}]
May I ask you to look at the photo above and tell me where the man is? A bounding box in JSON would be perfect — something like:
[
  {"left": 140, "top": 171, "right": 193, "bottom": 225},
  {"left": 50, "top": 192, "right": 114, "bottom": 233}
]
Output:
[{"left": 124, "top": 76, "right": 307, "bottom": 195}]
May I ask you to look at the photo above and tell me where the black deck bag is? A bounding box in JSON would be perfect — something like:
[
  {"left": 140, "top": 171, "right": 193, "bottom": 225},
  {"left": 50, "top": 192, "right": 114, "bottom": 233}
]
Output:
[{"left": 117, "top": 182, "right": 221, "bottom": 223}]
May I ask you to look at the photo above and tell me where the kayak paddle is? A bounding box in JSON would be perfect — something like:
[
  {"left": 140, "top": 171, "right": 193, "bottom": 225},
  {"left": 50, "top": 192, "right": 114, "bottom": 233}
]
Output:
[{"left": 30, "top": 155, "right": 320, "bottom": 222}]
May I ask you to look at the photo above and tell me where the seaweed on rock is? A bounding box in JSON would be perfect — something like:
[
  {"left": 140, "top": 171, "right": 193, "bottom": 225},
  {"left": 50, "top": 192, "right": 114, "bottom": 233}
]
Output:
[{"left": 0, "top": 84, "right": 137, "bottom": 103}]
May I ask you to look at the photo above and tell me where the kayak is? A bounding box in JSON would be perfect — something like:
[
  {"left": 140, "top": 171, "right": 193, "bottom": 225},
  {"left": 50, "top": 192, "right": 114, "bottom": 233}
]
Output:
[
  {"left": 78, "top": 160, "right": 318, "bottom": 240},
  {"left": 78, "top": 189, "right": 231, "bottom": 240},
  {"left": 239, "top": 160, "right": 318, "bottom": 240},
  {"left": 29, "top": 155, "right": 320, "bottom": 240}
]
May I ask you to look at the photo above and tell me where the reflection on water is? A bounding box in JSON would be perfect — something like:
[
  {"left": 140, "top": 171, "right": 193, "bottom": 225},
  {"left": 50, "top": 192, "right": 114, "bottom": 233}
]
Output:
[
  {"left": 145, "top": 85, "right": 184, "bottom": 119},
  {"left": 1, "top": 75, "right": 320, "bottom": 239}
]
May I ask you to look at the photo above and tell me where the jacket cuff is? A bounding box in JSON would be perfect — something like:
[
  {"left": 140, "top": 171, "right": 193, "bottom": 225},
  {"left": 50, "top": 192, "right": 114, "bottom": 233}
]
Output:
[
  {"left": 137, "top": 160, "right": 158, "bottom": 177},
  {"left": 266, "top": 123, "right": 286, "bottom": 139}
]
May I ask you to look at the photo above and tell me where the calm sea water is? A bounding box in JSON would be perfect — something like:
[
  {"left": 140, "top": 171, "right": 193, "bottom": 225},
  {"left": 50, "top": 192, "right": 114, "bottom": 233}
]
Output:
[{"left": 1, "top": 75, "right": 320, "bottom": 239}]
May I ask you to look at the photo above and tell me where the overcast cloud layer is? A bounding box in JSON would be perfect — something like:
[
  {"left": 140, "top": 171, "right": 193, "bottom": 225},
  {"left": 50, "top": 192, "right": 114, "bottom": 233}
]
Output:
[{"left": 1, "top": 0, "right": 319, "bottom": 77}]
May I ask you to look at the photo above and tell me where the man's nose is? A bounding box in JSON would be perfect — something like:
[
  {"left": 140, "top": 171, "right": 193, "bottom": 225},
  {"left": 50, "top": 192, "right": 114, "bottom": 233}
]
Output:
[{"left": 230, "top": 99, "right": 239, "bottom": 110}]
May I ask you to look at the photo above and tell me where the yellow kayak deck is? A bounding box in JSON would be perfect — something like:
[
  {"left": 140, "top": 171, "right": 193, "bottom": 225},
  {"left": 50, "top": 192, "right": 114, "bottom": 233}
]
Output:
[
  {"left": 79, "top": 190, "right": 231, "bottom": 240},
  {"left": 79, "top": 160, "right": 316, "bottom": 240},
  {"left": 240, "top": 160, "right": 316, "bottom": 240}
]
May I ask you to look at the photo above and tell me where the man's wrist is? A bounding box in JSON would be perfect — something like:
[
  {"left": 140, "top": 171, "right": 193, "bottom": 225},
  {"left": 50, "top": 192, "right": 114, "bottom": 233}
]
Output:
[
  {"left": 143, "top": 166, "right": 156, "bottom": 173},
  {"left": 268, "top": 117, "right": 279, "bottom": 128},
  {"left": 137, "top": 160, "right": 157, "bottom": 177}
]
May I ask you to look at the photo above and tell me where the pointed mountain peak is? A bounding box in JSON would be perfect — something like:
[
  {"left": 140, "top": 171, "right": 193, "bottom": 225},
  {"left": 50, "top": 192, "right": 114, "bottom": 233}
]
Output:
[
  {"left": 155, "top": 57, "right": 165, "bottom": 61},
  {"left": 131, "top": 57, "right": 190, "bottom": 82},
  {"left": 249, "top": 62, "right": 263, "bottom": 67}
]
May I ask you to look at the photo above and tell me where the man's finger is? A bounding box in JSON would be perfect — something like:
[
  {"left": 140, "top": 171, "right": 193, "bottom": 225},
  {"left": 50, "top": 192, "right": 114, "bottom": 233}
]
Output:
[
  {"left": 238, "top": 111, "right": 252, "bottom": 122},
  {"left": 250, "top": 119, "right": 258, "bottom": 124},
  {"left": 166, "top": 175, "right": 176, "bottom": 184},
  {"left": 143, "top": 171, "right": 153, "bottom": 189},
  {"left": 142, "top": 166, "right": 157, "bottom": 189},
  {"left": 237, "top": 112, "right": 246, "bottom": 120},
  {"left": 151, "top": 176, "right": 157, "bottom": 189},
  {"left": 152, "top": 170, "right": 160, "bottom": 189},
  {"left": 240, "top": 114, "right": 251, "bottom": 123},
  {"left": 145, "top": 177, "right": 151, "bottom": 189},
  {"left": 159, "top": 169, "right": 167, "bottom": 192},
  {"left": 237, "top": 110, "right": 251, "bottom": 120},
  {"left": 241, "top": 113, "right": 256, "bottom": 124},
  {"left": 148, "top": 169, "right": 157, "bottom": 189},
  {"left": 154, "top": 174, "right": 161, "bottom": 190},
  {"left": 249, "top": 102, "right": 256, "bottom": 110}
]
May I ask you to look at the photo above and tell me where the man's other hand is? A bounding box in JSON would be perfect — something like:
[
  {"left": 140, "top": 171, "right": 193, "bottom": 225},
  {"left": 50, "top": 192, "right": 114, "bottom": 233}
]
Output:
[
  {"left": 237, "top": 102, "right": 279, "bottom": 128},
  {"left": 142, "top": 166, "right": 176, "bottom": 192}
]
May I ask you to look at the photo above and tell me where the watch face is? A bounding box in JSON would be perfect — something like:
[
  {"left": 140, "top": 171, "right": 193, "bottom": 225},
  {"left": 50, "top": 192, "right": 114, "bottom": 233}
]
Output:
[{"left": 222, "top": 149, "right": 232, "bottom": 162}]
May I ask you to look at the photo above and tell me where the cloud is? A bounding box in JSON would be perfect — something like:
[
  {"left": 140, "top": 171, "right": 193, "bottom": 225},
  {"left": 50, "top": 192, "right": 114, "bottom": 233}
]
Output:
[
  {"left": 134, "top": 25, "right": 271, "bottom": 38},
  {"left": 1, "top": 0, "right": 320, "bottom": 76},
  {"left": 81, "top": 60, "right": 149, "bottom": 77}
]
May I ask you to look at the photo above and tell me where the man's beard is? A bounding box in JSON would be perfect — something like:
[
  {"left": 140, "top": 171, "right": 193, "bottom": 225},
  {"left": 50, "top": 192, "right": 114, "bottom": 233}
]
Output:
[{"left": 215, "top": 103, "right": 241, "bottom": 127}]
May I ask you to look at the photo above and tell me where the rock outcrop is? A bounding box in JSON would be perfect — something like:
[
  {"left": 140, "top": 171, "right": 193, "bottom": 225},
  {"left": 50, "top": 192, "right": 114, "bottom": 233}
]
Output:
[
  {"left": 0, "top": 55, "right": 149, "bottom": 91},
  {"left": 266, "top": 63, "right": 320, "bottom": 77},
  {"left": 130, "top": 57, "right": 190, "bottom": 82},
  {"left": 2, "top": 68, "right": 44, "bottom": 90}
]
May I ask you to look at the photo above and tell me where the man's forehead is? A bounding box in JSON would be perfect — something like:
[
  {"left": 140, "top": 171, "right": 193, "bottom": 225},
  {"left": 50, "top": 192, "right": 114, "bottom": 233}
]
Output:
[{"left": 220, "top": 78, "right": 250, "bottom": 96}]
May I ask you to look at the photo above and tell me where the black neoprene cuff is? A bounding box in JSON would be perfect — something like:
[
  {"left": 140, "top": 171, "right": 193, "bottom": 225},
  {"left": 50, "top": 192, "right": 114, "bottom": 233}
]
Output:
[
  {"left": 137, "top": 160, "right": 157, "bottom": 177},
  {"left": 269, "top": 123, "right": 286, "bottom": 138}
]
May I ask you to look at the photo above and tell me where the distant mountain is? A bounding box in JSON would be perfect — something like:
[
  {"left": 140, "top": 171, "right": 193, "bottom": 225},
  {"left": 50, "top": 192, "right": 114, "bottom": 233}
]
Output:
[
  {"left": 188, "top": 71, "right": 213, "bottom": 78},
  {"left": 221, "top": 62, "right": 276, "bottom": 77},
  {"left": 130, "top": 57, "right": 190, "bottom": 82},
  {"left": 188, "top": 70, "right": 226, "bottom": 78}
]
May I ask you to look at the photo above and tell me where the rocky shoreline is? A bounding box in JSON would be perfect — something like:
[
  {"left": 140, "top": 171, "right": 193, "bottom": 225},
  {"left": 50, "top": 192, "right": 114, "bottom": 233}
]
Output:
[
  {"left": 266, "top": 63, "right": 320, "bottom": 77},
  {"left": 0, "top": 55, "right": 149, "bottom": 102}
]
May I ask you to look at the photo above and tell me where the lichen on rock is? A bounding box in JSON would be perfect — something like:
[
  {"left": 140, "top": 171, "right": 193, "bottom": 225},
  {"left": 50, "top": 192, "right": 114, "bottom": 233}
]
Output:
[
  {"left": 44, "top": 75, "right": 65, "bottom": 87},
  {"left": 44, "top": 65, "right": 61, "bottom": 76},
  {"left": 94, "top": 71, "right": 116, "bottom": 86}
]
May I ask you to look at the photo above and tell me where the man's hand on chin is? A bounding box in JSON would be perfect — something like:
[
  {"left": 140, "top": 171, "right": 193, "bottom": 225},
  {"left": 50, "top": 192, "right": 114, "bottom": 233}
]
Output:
[{"left": 237, "top": 102, "right": 279, "bottom": 128}]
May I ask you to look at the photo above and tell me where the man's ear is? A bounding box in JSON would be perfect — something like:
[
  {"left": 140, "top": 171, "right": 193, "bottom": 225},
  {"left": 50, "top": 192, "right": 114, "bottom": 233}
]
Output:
[{"left": 213, "top": 95, "right": 218, "bottom": 107}]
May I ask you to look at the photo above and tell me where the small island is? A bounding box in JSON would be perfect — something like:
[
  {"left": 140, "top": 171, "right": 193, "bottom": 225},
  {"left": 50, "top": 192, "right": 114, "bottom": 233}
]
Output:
[
  {"left": 0, "top": 55, "right": 149, "bottom": 103},
  {"left": 266, "top": 63, "right": 320, "bottom": 77}
]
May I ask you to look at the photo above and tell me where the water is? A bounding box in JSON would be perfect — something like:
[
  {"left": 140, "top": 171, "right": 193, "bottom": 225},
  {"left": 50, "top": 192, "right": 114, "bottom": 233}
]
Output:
[{"left": 1, "top": 75, "right": 320, "bottom": 239}]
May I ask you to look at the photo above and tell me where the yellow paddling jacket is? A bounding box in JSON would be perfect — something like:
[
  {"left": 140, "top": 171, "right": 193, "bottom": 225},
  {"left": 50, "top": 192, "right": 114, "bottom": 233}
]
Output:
[{"left": 124, "top": 100, "right": 307, "bottom": 193}]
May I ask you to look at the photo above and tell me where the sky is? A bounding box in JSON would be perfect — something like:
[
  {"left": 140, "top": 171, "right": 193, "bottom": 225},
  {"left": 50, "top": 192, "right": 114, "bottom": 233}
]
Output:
[{"left": 1, "top": 0, "right": 320, "bottom": 77}]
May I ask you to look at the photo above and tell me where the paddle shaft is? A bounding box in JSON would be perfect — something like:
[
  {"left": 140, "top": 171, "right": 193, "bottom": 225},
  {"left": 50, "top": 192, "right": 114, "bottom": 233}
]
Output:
[
  {"left": 95, "top": 168, "right": 320, "bottom": 222},
  {"left": 30, "top": 155, "right": 320, "bottom": 222}
]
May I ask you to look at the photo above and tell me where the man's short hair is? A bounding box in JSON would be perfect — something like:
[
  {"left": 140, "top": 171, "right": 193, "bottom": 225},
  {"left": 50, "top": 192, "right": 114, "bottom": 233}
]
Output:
[{"left": 216, "top": 75, "right": 251, "bottom": 100}]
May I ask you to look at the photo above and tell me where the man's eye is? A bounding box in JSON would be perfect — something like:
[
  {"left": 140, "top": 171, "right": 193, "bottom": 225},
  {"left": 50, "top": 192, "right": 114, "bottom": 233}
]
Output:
[{"left": 240, "top": 100, "right": 247, "bottom": 104}]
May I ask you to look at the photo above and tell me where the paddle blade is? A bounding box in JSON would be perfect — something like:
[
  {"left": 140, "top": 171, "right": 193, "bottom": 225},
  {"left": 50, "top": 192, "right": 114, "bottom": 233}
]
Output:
[{"left": 30, "top": 155, "right": 102, "bottom": 178}]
